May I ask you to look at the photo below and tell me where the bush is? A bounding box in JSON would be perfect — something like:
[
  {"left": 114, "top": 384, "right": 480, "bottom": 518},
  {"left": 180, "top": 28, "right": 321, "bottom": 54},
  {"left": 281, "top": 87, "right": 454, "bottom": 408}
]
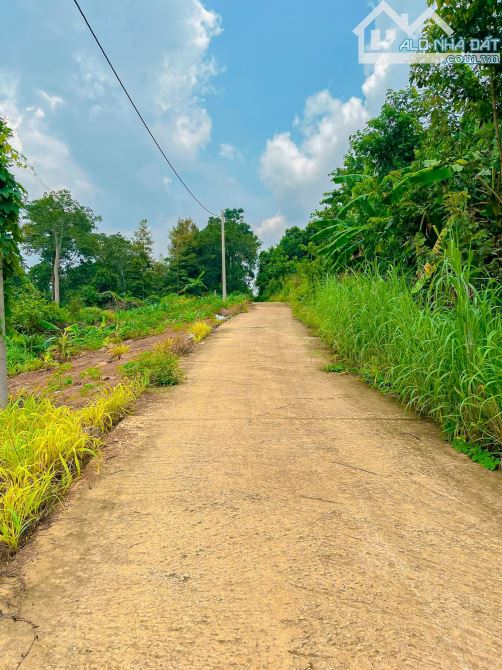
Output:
[
  {"left": 0, "top": 395, "right": 100, "bottom": 551},
  {"left": 188, "top": 321, "right": 212, "bottom": 342},
  {"left": 9, "top": 284, "right": 70, "bottom": 333},
  {"left": 0, "top": 382, "right": 143, "bottom": 552},
  {"left": 121, "top": 350, "right": 182, "bottom": 387}
]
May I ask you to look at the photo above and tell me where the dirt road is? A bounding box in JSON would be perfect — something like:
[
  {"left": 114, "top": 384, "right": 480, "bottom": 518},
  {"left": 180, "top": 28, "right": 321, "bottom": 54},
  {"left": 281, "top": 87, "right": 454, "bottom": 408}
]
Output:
[{"left": 1, "top": 303, "right": 501, "bottom": 670}]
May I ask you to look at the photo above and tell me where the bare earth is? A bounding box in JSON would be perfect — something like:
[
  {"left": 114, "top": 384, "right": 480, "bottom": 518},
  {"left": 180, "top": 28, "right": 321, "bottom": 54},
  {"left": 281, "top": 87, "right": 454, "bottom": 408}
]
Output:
[{"left": 1, "top": 303, "right": 501, "bottom": 670}]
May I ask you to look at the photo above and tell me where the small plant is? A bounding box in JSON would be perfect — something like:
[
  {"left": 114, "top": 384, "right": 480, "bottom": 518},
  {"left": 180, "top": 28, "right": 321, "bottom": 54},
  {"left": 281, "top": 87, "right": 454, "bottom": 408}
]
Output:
[
  {"left": 80, "top": 382, "right": 98, "bottom": 396},
  {"left": 79, "top": 382, "right": 143, "bottom": 432},
  {"left": 80, "top": 366, "right": 103, "bottom": 381},
  {"left": 168, "top": 334, "right": 195, "bottom": 356},
  {"left": 46, "top": 326, "right": 79, "bottom": 361},
  {"left": 47, "top": 363, "right": 74, "bottom": 392},
  {"left": 188, "top": 321, "right": 212, "bottom": 342},
  {"left": 324, "top": 363, "right": 346, "bottom": 373},
  {"left": 108, "top": 343, "right": 131, "bottom": 361},
  {"left": 121, "top": 350, "right": 182, "bottom": 387},
  {"left": 153, "top": 339, "right": 174, "bottom": 354},
  {"left": 452, "top": 439, "right": 500, "bottom": 472}
]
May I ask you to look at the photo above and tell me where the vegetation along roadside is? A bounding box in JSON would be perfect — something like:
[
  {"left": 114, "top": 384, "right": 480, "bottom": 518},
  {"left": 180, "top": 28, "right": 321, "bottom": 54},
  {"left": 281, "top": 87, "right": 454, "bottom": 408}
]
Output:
[
  {"left": 0, "top": 298, "right": 247, "bottom": 555},
  {"left": 256, "top": 0, "right": 501, "bottom": 470}
]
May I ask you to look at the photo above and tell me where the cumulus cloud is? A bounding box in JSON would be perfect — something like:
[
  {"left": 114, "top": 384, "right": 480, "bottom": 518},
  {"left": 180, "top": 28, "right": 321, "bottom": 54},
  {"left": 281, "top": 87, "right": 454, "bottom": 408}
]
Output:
[
  {"left": 255, "top": 214, "right": 288, "bottom": 247},
  {"left": 0, "top": 75, "right": 93, "bottom": 199},
  {"left": 154, "top": 1, "right": 222, "bottom": 159},
  {"left": 219, "top": 143, "right": 242, "bottom": 161},
  {"left": 259, "top": 93, "right": 368, "bottom": 211},
  {"left": 70, "top": 1, "right": 222, "bottom": 162},
  {"left": 259, "top": 57, "right": 409, "bottom": 217}
]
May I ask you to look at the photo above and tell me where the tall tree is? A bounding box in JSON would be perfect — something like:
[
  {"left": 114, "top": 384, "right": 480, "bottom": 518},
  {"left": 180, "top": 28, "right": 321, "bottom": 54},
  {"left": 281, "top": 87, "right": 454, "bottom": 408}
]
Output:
[
  {"left": 129, "top": 219, "right": 156, "bottom": 298},
  {"left": 166, "top": 218, "right": 199, "bottom": 293},
  {"left": 197, "top": 209, "right": 260, "bottom": 294},
  {"left": 23, "top": 190, "right": 99, "bottom": 304},
  {"left": 0, "top": 118, "right": 24, "bottom": 407}
]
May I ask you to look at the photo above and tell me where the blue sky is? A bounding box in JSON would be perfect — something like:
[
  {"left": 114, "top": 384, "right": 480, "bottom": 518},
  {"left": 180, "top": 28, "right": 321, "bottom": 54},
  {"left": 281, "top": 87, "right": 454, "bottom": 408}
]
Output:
[{"left": 0, "top": 0, "right": 425, "bottom": 254}]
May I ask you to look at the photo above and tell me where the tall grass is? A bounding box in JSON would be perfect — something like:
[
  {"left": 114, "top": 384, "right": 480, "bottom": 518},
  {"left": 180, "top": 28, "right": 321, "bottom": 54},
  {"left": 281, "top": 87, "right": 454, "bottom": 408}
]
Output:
[{"left": 295, "top": 257, "right": 501, "bottom": 468}]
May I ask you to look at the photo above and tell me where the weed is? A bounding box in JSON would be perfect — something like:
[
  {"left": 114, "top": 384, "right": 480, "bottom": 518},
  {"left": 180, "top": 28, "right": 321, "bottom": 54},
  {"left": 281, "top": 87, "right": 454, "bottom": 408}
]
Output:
[
  {"left": 79, "top": 382, "right": 143, "bottom": 432},
  {"left": 188, "top": 321, "right": 212, "bottom": 342},
  {"left": 324, "top": 363, "right": 346, "bottom": 373},
  {"left": 80, "top": 366, "right": 102, "bottom": 381},
  {"left": 169, "top": 334, "right": 195, "bottom": 356},
  {"left": 452, "top": 439, "right": 500, "bottom": 471},
  {"left": 47, "top": 364, "right": 74, "bottom": 392},
  {"left": 108, "top": 343, "right": 131, "bottom": 361},
  {"left": 121, "top": 350, "right": 182, "bottom": 387},
  {"left": 295, "top": 266, "right": 501, "bottom": 467}
]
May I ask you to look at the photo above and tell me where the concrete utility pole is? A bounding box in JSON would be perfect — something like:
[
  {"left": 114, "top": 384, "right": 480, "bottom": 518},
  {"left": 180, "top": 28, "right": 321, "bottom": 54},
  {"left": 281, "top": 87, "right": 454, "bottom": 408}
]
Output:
[{"left": 221, "top": 209, "right": 227, "bottom": 300}]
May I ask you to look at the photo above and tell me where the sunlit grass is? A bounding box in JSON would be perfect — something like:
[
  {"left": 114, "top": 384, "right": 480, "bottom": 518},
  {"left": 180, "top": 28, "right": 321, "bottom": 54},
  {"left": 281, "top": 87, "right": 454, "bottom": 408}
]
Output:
[
  {"left": 188, "top": 321, "right": 212, "bottom": 342},
  {"left": 295, "top": 264, "right": 501, "bottom": 469},
  {"left": 0, "top": 382, "right": 143, "bottom": 552}
]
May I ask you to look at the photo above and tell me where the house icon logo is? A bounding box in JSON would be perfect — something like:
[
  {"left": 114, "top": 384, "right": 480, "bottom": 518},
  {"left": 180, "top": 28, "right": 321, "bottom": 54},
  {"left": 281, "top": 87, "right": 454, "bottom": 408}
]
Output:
[{"left": 354, "top": 0, "right": 454, "bottom": 64}]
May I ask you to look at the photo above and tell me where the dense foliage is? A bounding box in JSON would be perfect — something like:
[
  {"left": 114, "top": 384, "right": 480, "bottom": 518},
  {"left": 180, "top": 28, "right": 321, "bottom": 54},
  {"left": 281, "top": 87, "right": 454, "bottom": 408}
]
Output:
[
  {"left": 23, "top": 200, "right": 259, "bottom": 305},
  {"left": 257, "top": 4, "right": 501, "bottom": 465},
  {"left": 0, "top": 118, "right": 25, "bottom": 406}
]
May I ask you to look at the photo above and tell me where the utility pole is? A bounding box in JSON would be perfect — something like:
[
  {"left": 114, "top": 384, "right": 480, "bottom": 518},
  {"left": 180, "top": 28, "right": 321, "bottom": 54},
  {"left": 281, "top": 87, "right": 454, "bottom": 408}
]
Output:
[{"left": 221, "top": 209, "right": 227, "bottom": 300}]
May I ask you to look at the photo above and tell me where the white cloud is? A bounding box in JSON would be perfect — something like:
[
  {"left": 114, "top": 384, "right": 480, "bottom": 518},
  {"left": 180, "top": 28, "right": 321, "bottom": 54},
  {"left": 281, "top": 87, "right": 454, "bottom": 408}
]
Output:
[
  {"left": 39, "top": 90, "right": 64, "bottom": 109},
  {"left": 0, "top": 75, "right": 94, "bottom": 200},
  {"left": 259, "top": 57, "right": 409, "bottom": 216},
  {"left": 219, "top": 142, "right": 242, "bottom": 161},
  {"left": 154, "top": 1, "right": 222, "bottom": 159},
  {"left": 70, "top": 1, "right": 222, "bottom": 162},
  {"left": 259, "top": 92, "right": 368, "bottom": 211},
  {"left": 255, "top": 214, "right": 288, "bottom": 247}
]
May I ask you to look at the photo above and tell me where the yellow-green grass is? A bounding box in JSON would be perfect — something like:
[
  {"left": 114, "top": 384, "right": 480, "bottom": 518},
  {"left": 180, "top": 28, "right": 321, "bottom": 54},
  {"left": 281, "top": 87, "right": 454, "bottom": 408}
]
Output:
[
  {"left": 187, "top": 321, "right": 213, "bottom": 342},
  {"left": 0, "top": 382, "right": 143, "bottom": 552}
]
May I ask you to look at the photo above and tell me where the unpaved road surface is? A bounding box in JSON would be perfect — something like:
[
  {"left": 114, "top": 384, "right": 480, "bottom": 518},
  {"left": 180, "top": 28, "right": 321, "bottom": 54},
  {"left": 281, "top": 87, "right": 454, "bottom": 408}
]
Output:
[{"left": 1, "top": 303, "right": 501, "bottom": 670}]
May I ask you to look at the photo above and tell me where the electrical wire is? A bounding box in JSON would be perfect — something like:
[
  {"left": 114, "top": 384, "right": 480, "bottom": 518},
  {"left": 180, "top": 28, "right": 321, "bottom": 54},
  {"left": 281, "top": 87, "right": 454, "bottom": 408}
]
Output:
[{"left": 72, "top": 0, "right": 217, "bottom": 217}]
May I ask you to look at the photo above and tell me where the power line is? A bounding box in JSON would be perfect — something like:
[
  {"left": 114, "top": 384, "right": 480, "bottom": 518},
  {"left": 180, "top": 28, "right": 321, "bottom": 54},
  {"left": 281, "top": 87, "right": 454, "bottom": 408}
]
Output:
[{"left": 72, "top": 0, "right": 217, "bottom": 217}]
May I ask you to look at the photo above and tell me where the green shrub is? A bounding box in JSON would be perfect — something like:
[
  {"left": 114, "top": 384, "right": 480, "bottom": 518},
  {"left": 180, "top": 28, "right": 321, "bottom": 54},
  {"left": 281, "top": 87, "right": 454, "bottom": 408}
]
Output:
[
  {"left": 9, "top": 284, "right": 70, "bottom": 333},
  {"left": 121, "top": 350, "right": 182, "bottom": 387}
]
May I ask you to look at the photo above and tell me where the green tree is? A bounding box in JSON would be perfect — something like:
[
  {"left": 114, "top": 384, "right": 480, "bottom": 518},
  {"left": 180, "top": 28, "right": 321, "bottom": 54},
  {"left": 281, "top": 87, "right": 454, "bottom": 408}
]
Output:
[
  {"left": 197, "top": 209, "right": 260, "bottom": 294},
  {"left": 412, "top": 0, "right": 502, "bottom": 179},
  {"left": 23, "top": 190, "right": 100, "bottom": 305},
  {"left": 0, "top": 118, "right": 25, "bottom": 406},
  {"left": 166, "top": 218, "right": 200, "bottom": 293}
]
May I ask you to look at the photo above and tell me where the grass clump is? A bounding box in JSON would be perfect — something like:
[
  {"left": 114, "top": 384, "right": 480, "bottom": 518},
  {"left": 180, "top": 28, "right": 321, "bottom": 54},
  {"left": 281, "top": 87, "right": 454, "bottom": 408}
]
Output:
[
  {"left": 188, "top": 321, "right": 212, "bottom": 342},
  {"left": 79, "top": 382, "right": 143, "bottom": 431},
  {"left": 0, "top": 381, "right": 143, "bottom": 552},
  {"left": 0, "top": 396, "right": 100, "bottom": 550},
  {"left": 169, "top": 334, "right": 195, "bottom": 356},
  {"left": 108, "top": 343, "right": 131, "bottom": 361},
  {"left": 80, "top": 366, "right": 102, "bottom": 381},
  {"left": 121, "top": 350, "right": 182, "bottom": 387},
  {"left": 295, "top": 263, "right": 501, "bottom": 468}
]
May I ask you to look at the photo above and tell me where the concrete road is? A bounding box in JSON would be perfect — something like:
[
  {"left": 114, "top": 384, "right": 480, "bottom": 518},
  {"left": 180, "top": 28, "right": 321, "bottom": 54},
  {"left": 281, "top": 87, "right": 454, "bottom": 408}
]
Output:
[{"left": 1, "top": 303, "right": 501, "bottom": 669}]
